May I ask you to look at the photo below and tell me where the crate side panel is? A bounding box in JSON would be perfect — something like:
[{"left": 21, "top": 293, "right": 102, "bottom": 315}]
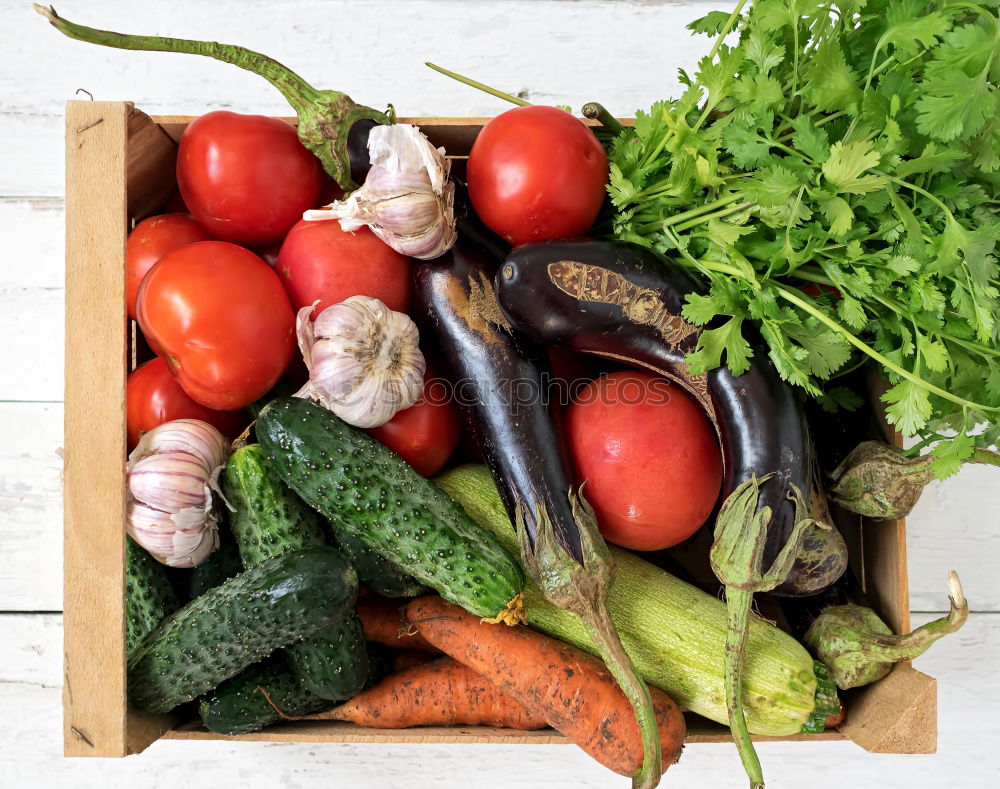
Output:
[
  {"left": 126, "top": 108, "right": 178, "bottom": 221},
  {"left": 63, "top": 100, "right": 131, "bottom": 758}
]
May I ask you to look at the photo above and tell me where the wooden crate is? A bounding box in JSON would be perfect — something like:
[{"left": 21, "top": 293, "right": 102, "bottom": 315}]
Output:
[{"left": 63, "top": 100, "right": 937, "bottom": 758}]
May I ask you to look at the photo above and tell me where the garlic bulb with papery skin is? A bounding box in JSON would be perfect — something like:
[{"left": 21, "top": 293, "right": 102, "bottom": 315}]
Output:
[
  {"left": 303, "top": 123, "right": 456, "bottom": 259},
  {"left": 126, "top": 419, "right": 229, "bottom": 568},
  {"left": 297, "top": 296, "right": 426, "bottom": 428}
]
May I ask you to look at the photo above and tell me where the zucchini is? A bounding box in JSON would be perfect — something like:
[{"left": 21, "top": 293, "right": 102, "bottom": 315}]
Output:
[
  {"left": 435, "top": 465, "right": 825, "bottom": 737},
  {"left": 223, "top": 444, "right": 369, "bottom": 700},
  {"left": 128, "top": 546, "right": 357, "bottom": 713},
  {"left": 199, "top": 654, "right": 330, "bottom": 735},
  {"left": 332, "top": 528, "right": 425, "bottom": 598},
  {"left": 125, "top": 537, "right": 179, "bottom": 654},
  {"left": 256, "top": 398, "right": 524, "bottom": 621}
]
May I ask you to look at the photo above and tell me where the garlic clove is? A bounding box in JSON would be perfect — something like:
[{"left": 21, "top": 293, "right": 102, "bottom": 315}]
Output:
[
  {"left": 125, "top": 418, "right": 229, "bottom": 568},
  {"left": 298, "top": 295, "right": 426, "bottom": 428},
  {"left": 303, "top": 123, "right": 456, "bottom": 260}
]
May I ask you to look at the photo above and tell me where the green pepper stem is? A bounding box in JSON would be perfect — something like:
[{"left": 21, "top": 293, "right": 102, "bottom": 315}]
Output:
[
  {"left": 35, "top": 4, "right": 319, "bottom": 111},
  {"left": 724, "top": 588, "right": 765, "bottom": 789}
]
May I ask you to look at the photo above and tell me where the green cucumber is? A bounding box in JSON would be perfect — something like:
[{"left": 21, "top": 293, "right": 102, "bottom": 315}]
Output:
[
  {"left": 223, "top": 444, "right": 369, "bottom": 700},
  {"left": 128, "top": 546, "right": 357, "bottom": 713},
  {"left": 331, "top": 528, "right": 426, "bottom": 598},
  {"left": 186, "top": 525, "right": 243, "bottom": 599},
  {"left": 435, "top": 465, "right": 824, "bottom": 737},
  {"left": 125, "top": 537, "right": 179, "bottom": 654},
  {"left": 256, "top": 398, "right": 524, "bottom": 620},
  {"left": 199, "top": 654, "right": 330, "bottom": 735}
]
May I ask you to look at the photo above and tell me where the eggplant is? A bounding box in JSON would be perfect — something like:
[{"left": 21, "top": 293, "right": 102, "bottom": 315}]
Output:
[
  {"left": 412, "top": 232, "right": 584, "bottom": 561},
  {"left": 413, "top": 219, "right": 664, "bottom": 788},
  {"left": 495, "top": 239, "right": 847, "bottom": 596},
  {"left": 784, "top": 567, "right": 968, "bottom": 690},
  {"left": 37, "top": 6, "right": 388, "bottom": 191}
]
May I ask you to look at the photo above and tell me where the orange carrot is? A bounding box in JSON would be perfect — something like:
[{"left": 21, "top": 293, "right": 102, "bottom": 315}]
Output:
[
  {"left": 405, "top": 595, "right": 686, "bottom": 777},
  {"left": 357, "top": 597, "right": 440, "bottom": 652},
  {"left": 391, "top": 649, "right": 437, "bottom": 672},
  {"left": 294, "top": 656, "right": 548, "bottom": 730}
]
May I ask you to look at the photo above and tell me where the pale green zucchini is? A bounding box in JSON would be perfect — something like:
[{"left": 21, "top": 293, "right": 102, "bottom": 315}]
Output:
[{"left": 435, "top": 464, "right": 824, "bottom": 736}]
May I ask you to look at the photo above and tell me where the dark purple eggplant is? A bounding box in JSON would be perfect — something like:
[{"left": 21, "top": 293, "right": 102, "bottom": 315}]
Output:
[
  {"left": 495, "top": 239, "right": 847, "bottom": 596},
  {"left": 37, "top": 6, "right": 387, "bottom": 191},
  {"left": 495, "top": 238, "right": 850, "bottom": 785},
  {"left": 412, "top": 222, "right": 663, "bottom": 788}
]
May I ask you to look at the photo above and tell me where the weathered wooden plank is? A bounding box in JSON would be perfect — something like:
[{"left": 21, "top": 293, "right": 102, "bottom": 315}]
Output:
[
  {"left": 2, "top": 0, "right": 711, "bottom": 196},
  {"left": 1, "top": 613, "right": 995, "bottom": 785},
  {"left": 62, "top": 99, "right": 131, "bottom": 758},
  {"left": 0, "top": 402, "right": 63, "bottom": 612}
]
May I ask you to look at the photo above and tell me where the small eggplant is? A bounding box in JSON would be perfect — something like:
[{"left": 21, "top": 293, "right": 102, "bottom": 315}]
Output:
[
  {"left": 495, "top": 240, "right": 847, "bottom": 596},
  {"left": 413, "top": 220, "right": 664, "bottom": 788},
  {"left": 784, "top": 568, "right": 968, "bottom": 690}
]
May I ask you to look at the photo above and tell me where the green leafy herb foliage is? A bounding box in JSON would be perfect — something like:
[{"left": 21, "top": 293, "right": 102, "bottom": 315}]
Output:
[{"left": 609, "top": 0, "right": 1000, "bottom": 476}]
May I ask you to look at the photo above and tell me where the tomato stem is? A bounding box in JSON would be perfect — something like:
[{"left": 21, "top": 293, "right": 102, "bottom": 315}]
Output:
[{"left": 35, "top": 4, "right": 388, "bottom": 190}]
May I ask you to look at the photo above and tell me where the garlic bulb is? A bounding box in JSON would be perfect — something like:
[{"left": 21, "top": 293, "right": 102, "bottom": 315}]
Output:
[
  {"left": 303, "top": 123, "right": 456, "bottom": 259},
  {"left": 126, "top": 419, "right": 229, "bottom": 568},
  {"left": 297, "top": 296, "right": 426, "bottom": 428}
]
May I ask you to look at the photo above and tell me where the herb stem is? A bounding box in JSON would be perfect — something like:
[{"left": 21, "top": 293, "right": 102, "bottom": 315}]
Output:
[
  {"left": 424, "top": 62, "right": 531, "bottom": 107},
  {"left": 582, "top": 102, "right": 625, "bottom": 135},
  {"left": 707, "top": 0, "right": 749, "bottom": 61},
  {"left": 674, "top": 201, "right": 754, "bottom": 232},
  {"left": 774, "top": 284, "right": 997, "bottom": 414}
]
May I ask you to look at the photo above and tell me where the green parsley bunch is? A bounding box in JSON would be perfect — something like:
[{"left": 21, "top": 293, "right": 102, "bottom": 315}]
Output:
[{"left": 608, "top": 0, "right": 1000, "bottom": 477}]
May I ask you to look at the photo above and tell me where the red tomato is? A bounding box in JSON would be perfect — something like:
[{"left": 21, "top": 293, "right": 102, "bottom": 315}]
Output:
[
  {"left": 566, "top": 371, "right": 722, "bottom": 552},
  {"left": 125, "top": 214, "right": 211, "bottom": 320},
  {"left": 177, "top": 111, "right": 325, "bottom": 246},
  {"left": 799, "top": 282, "right": 842, "bottom": 300},
  {"left": 277, "top": 219, "right": 410, "bottom": 315},
  {"left": 137, "top": 241, "right": 296, "bottom": 410},
  {"left": 467, "top": 106, "right": 608, "bottom": 245},
  {"left": 366, "top": 368, "right": 461, "bottom": 477},
  {"left": 126, "top": 357, "right": 249, "bottom": 450}
]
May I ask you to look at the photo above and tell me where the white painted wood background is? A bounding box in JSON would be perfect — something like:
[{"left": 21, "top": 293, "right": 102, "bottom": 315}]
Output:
[{"left": 0, "top": 0, "right": 996, "bottom": 785}]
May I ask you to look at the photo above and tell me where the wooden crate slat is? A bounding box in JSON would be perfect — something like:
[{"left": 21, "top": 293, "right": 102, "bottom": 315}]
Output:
[
  {"left": 63, "top": 100, "right": 131, "bottom": 758},
  {"left": 63, "top": 106, "right": 932, "bottom": 758}
]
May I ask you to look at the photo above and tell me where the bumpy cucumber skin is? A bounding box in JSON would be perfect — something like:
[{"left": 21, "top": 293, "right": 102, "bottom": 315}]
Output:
[
  {"left": 284, "top": 614, "right": 369, "bottom": 699},
  {"left": 125, "top": 537, "right": 179, "bottom": 655},
  {"left": 128, "top": 546, "right": 357, "bottom": 714},
  {"left": 224, "top": 445, "right": 368, "bottom": 700},
  {"left": 186, "top": 526, "right": 243, "bottom": 600},
  {"left": 332, "top": 528, "right": 426, "bottom": 598},
  {"left": 199, "top": 655, "right": 330, "bottom": 735},
  {"left": 224, "top": 445, "right": 327, "bottom": 567},
  {"left": 256, "top": 398, "right": 524, "bottom": 619}
]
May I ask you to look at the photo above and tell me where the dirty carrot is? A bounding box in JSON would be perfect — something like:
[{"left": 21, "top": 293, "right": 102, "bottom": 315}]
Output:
[
  {"left": 404, "top": 596, "right": 686, "bottom": 777},
  {"left": 391, "top": 650, "right": 437, "bottom": 673},
  {"left": 281, "top": 656, "right": 548, "bottom": 730},
  {"left": 356, "top": 597, "right": 440, "bottom": 653}
]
